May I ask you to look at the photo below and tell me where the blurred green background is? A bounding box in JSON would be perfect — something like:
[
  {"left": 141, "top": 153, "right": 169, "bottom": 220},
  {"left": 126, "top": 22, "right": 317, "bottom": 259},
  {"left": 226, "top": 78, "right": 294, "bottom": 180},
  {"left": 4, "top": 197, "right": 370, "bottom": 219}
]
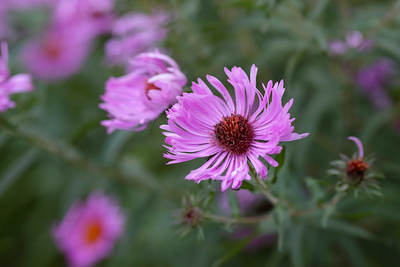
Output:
[{"left": 1, "top": 0, "right": 400, "bottom": 266}]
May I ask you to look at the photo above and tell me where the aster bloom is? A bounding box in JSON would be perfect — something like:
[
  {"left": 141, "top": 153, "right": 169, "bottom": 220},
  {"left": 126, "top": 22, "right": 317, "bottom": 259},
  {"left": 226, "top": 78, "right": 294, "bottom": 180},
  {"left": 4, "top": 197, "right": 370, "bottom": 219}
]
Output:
[
  {"left": 53, "top": 0, "right": 115, "bottom": 36},
  {"left": 19, "top": 24, "right": 92, "bottom": 81},
  {"left": 328, "top": 31, "right": 372, "bottom": 55},
  {"left": 161, "top": 65, "right": 308, "bottom": 191},
  {"left": 356, "top": 58, "right": 396, "bottom": 109},
  {"left": 100, "top": 50, "right": 186, "bottom": 133},
  {"left": 328, "top": 40, "right": 347, "bottom": 55},
  {"left": 105, "top": 11, "right": 169, "bottom": 67},
  {"left": 0, "top": 42, "right": 33, "bottom": 112},
  {"left": 53, "top": 191, "right": 125, "bottom": 267}
]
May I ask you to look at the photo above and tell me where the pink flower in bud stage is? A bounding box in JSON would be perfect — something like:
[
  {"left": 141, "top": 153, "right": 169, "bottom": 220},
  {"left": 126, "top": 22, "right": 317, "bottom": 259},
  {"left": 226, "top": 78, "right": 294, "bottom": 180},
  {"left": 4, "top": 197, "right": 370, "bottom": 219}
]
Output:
[
  {"left": 161, "top": 65, "right": 309, "bottom": 191},
  {"left": 52, "top": 191, "right": 125, "bottom": 267},
  {"left": 100, "top": 51, "right": 186, "bottom": 133},
  {"left": 19, "top": 25, "right": 92, "bottom": 81},
  {"left": 105, "top": 11, "right": 169, "bottom": 66},
  {"left": 0, "top": 42, "right": 33, "bottom": 112}
]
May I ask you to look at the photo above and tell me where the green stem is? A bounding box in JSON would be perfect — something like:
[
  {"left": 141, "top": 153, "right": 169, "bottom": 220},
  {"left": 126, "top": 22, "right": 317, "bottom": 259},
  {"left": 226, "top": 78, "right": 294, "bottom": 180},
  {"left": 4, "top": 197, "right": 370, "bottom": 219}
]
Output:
[
  {"left": 366, "top": 1, "right": 400, "bottom": 37},
  {"left": 0, "top": 115, "right": 181, "bottom": 201},
  {"left": 249, "top": 166, "right": 280, "bottom": 206},
  {"left": 206, "top": 213, "right": 273, "bottom": 224}
]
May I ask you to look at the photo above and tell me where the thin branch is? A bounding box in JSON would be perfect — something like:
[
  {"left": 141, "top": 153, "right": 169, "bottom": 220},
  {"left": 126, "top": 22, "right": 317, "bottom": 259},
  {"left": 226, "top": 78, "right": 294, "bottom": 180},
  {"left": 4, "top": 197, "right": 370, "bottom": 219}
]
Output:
[{"left": 0, "top": 115, "right": 182, "bottom": 201}]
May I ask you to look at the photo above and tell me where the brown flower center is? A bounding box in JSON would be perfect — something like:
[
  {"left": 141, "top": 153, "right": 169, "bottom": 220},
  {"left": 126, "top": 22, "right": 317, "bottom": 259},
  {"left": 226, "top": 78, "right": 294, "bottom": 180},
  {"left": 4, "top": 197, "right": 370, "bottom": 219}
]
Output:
[
  {"left": 346, "top": 159, "right": 369, "bottom": 183},
  {"left": 84, "top": 221, "right": 102, "bottom": 245},
  {"left": 42, "top": 38, "right": 62, "bottom": 60},
  {"left": 213, "top": 113, "right": 255, "bottom": 155},
  {"left": 144, "top": 81, "right": 161, "bottom": 99}
]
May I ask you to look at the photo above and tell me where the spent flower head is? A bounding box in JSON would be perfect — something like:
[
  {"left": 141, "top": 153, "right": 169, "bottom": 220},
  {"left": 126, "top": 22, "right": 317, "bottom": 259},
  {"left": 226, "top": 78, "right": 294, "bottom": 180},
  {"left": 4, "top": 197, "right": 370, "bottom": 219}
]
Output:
[
  {"left": 100, "top": 50, "right": 186, "bottom": 133},
  {"left": 173, "top": 195, "right": 205, "bottom": 239},
  {"left": 161, "top": 65, "right": 308, "bottom": 191},
  {"left": 52, "top": 191, "right": 125, "bottom": 267},
  {"left": 329, "top": 136, "right": 383, "bottom": 197},
  {"left": 0, "top": 42, "right": 33, "bottom": 112}
]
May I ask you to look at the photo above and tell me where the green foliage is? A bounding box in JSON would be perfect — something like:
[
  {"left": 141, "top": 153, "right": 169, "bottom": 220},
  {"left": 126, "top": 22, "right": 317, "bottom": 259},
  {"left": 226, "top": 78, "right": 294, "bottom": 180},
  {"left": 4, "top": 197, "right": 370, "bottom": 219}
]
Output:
[{"left": 1, "top": 0, "right": 400, "bottom": 266}]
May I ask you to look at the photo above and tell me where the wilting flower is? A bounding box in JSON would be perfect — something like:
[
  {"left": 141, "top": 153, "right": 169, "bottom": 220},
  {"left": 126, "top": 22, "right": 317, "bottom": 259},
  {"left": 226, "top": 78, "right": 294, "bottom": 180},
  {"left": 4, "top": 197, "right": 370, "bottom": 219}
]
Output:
[
  {"left": 329, "top": 136, "right": 383, "bottom": 196},
  {"left": 53, "top": 191, "right": 125, "bottom": 267},
  {"left": 356, "top": 58, "right": 396, "bottom": 109},
  {"left": 19, "top": 24, "right": 92, "bottom": 81},
  {"left": 100, "top": 50, "right": 186, "bottom": 133},
  {"left": 105, "top": 11, "right": 169, "bottom": 66},
  {"left": 0, "top": 42, "right": 33, "bottom": 112},
  {"left": 161, "top": 65, "right": 308, "bottom": 191}
]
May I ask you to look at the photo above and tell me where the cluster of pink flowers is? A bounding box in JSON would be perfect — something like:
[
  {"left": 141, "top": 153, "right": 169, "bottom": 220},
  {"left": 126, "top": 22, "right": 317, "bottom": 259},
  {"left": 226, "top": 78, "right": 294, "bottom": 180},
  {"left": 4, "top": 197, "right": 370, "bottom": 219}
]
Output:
[
  {"left": 0, "top": 42, "right": 33, "bottom": 112},
  {"left": 100, "top": 9, "right": 185, "bottom": 134},
  {"left": 53, "top": 191, "right": 125, "bottom": 267},
  {"left": 329, "top": 30, "right": 372, "bottom": 55},
  {"left": 19, "top": 0, "right": 116, "bottom": 81},
  {"left": 161, "top": 65, "right": 308, "bottom": 191}
]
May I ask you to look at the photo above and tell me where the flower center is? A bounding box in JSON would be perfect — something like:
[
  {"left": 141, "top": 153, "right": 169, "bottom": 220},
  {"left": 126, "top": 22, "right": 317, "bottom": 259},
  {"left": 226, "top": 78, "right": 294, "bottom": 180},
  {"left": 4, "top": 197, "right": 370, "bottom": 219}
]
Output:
[
  {"left": 42, "top": 38, "right": 62, "bottom": 60},
  {"left": 346, "top": 159, "right": 369, "bottom": 183},
  {"left": 84, "top": 221, "right": 102, "bottom": 245},
  {"left": 144, "top": 81, "right": 161, "bottom": 99},
  {"left": 213, "top": 113, "right": 254, "bottom": 155}
]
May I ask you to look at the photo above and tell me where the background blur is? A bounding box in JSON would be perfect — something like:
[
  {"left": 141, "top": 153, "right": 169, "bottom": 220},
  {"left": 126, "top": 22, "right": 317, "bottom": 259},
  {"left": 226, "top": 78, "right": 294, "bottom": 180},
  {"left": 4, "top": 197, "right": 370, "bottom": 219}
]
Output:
[{"left": 1, "top": 0, "right": 400, "bottom": 266}]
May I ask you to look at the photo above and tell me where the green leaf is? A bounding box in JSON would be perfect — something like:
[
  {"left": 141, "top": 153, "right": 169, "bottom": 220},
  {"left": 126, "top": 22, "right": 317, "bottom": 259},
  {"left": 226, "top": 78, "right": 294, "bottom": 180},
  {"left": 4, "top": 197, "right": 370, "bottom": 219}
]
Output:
[
  {"left": 271, "top": 145, "right": 286, "bottom": 184},
  {"left": 325, "top": 220, "right": 376, "bottom": 240},
  {"left": 0, "top": 149, "right": 39, "bottom": 198},
  {"left": 305, "top": 177, "right": 326, "bottom": 203},
  {"left": 211, "top": 230, "right": 259, "bottom": 267},
  {"left": 322, "top": 204, "right": 336, "bottom": 228},
  {"left": 239, "top": 180, "right": 255, "bottom": 190},
  {"left": 273, "top": 205, "right": 291, "bottom": 251},
  {"left": 227, "top": 190, "right": 240, "bottom": 217}
]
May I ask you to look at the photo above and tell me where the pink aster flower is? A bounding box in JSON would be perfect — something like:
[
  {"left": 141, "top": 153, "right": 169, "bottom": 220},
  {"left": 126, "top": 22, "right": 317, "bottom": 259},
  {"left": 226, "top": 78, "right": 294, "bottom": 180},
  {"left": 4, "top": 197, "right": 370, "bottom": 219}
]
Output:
[
  {"left": 161, "top": 65, "right": 309, "bottom": 191},
  {"left": 105, "top": 11, "right": 169, "bottom": 66},
  {"left": 100, "top": 50, "right": 186, "bottom": 133},
  {"left": 19, "top": 24, "right": 92, "bottom": 81},
  {"left": 52, "top": 191, "right": 125, "bottom": 267},
  {"left": 0, "top": 42, "right": 33, "bottom": 112},
  {"left": 53, "top": 0, "right": 115, "bottom": 35}
]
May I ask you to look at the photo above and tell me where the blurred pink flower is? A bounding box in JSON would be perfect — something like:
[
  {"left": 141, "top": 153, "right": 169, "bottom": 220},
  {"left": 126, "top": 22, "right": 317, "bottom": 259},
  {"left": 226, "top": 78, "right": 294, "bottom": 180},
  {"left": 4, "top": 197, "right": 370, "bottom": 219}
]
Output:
[
  {"left": 356, "top": 58, "right": 396, "bottom": 109},
  {"left": 0, "top": 42, "right": 33, "bottom": 112},
  {"left": 53, "top": 191, "right": 125, "bottom": 267},
  {"left": 105, "top": 11, "right": 169, "bottom": 66},
  {"left": 329, "top": 30, "right": 372, "bottom": 55},
  {"left": 328, "top": 40, "right": 347, "bottom": 55},
  {"left": 53, "top": 0, "right": 115, "bottom": 35},
  {"left": 19, "top": 25, "right": 92, "bottom": 81},
  {"left": 0, "top": 0, "right": 55, "bottom": 9},
  {"left": 161, "top": 65, "right": 308, "bottom": 191},
  {"left": 100, "top": 50, "right": 186, "bottom": 133}
]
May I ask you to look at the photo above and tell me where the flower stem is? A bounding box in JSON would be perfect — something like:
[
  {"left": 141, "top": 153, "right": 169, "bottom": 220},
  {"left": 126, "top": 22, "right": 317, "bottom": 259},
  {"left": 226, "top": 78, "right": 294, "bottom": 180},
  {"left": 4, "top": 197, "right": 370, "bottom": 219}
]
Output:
[
  {"left": 0, "top": 115, "right": 182, "bottom": 201},
  {"left": 249, "top": 167, "right": 280, "bottom": 206},
  {"left": 205, "top": 213, "right": 273, "bottom": 224}
]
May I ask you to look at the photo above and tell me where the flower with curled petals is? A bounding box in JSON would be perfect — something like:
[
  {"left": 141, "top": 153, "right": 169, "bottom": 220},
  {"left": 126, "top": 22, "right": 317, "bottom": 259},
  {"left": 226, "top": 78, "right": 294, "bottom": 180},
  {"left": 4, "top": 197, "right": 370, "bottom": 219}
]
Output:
[
  {"left": 100, "top": 50, "right": 186, "bottom": 133},
  {"left": 0, "top": 42, "right": 33, "bottom": 112},
  {"left": 161, "top": 65, "right": 308, "bottom": 191}
]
